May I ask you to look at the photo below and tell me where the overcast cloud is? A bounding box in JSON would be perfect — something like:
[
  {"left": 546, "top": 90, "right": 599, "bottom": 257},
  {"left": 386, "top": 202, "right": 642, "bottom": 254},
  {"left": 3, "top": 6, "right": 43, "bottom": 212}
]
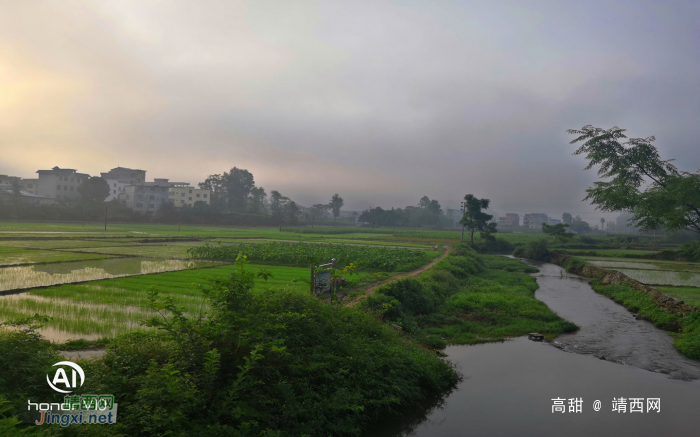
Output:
[{"left": 2, "top": 0, "right": 699, "bottom": 221}]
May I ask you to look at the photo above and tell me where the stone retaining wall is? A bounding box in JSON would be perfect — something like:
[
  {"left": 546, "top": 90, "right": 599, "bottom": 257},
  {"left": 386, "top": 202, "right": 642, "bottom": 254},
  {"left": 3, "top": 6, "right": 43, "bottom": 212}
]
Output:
[{"left": 551, "top": 253, "right": 697, "bottom": 317}]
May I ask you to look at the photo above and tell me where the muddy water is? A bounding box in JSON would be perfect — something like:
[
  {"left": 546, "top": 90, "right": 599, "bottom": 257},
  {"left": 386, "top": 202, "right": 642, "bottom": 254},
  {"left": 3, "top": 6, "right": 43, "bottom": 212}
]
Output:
[{"left": 364, "top": 261, "right": 700, "bottom": 437}]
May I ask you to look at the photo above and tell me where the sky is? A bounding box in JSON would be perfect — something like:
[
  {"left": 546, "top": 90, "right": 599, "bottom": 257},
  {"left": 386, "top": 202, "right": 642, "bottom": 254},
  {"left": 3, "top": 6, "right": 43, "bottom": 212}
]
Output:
[{"left": 2, "top": 0, "right": 699, "bottom": 223}]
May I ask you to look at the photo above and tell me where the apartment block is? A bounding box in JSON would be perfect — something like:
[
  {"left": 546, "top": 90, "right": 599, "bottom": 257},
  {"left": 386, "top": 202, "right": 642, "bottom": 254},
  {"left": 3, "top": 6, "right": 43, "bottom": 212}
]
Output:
[
  {"left": 101, "top": 167, "right": 147, "bottom": 201},
  {"left": 168, "top": 185, "right": 211, "bottom": 207},
  {"left": 36, "top": 167, "right": 90, "bottom": 200},
  {"left": 19, "top": 178, "right": 39, "bottom": 194},
  {"left": 523, "top": 213, "right": 549, "bottom": 230},
  {"left": 118, "top": 178, "right": 188, "bottom": 212},
  {"left": 497, "top": 213, "right": 520, "bottom": 228}
]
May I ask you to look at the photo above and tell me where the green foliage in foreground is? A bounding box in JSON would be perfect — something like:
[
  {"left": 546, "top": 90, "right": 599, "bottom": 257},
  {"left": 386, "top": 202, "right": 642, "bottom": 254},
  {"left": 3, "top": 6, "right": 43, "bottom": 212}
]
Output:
[
  {"left": 361, "top": 246, "right": 577, "bottom": 345},
  {"left": 69, "top": 259, "right": 457, "bottom": 436},
  {"left": 188, "top": 241, "right": 433, "bottom": 272},
  {"left": 0, "top": 330, "right": 62, "bottom": 426},
  {"left": 655, "top": 240, "right": 700, "bottom": 262}
]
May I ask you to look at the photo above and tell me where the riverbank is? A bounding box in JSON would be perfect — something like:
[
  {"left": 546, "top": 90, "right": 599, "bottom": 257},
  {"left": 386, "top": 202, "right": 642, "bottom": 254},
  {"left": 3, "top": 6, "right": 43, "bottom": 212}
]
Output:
[
  {"left": 360, "top": 246, "right": 578, "bottom": 347},
  {"left": 551, "top": 253, "right": 700, "bottom": 360}
]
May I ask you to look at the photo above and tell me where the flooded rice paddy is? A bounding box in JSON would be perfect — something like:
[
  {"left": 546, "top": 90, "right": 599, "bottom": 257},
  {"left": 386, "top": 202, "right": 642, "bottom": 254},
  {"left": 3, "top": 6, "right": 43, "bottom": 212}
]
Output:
[
  {"left": 0, "top": 257, "right": 216, "bottom": 292},
  {"left": 589, "top": 260, "right": 661, "bottom": 270},
  {"left": 613, "top": 269, "right": 700, "bottom": 287}
]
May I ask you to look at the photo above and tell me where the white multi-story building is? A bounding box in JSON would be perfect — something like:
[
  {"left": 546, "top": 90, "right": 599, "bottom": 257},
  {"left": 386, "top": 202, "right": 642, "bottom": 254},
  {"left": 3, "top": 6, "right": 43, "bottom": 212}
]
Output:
[
  {"left": 101, "top": 167, "right": 146, "bottom": 201},
  {"left": 19, "top": 178, "right": 39, "bottom": 194},
  {"left": 36, "top": 167, "right": 90, "bottom": 201},
  {"left": 497, "top": 213, "right": 520, "bottom": 228},
  {"left": 523, "top": 213, "right": 549, "bottom": 230},
  {"left": 168, "top": 184, "right": 211, "bottom": 207},
  {"left": 118, "top": 178, "right": 189, "bottom": 212}
]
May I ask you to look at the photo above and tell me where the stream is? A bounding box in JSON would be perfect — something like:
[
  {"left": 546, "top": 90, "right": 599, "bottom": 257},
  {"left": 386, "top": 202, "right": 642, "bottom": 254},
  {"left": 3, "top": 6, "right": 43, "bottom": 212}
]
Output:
[{"left": 365, "top": 261, "right": 700, "bottom": 437}]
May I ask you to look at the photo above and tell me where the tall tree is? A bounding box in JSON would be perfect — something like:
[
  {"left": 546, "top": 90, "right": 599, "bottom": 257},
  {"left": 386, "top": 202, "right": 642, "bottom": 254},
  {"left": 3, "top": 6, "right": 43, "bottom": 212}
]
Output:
[
  {"left": 224, "top": 167, "right": 255, "bottom": 211},
  {"left": 569, "top": 215, "right": 592, "bottom": 234},
  {"left": 562, "top": 212, "right": 572, "bottom": 224},
  {"left": 568, "top": 125, "right": 700, "bottom": 234},
  {"left": 199, "top": 174, "right": 226, "bottom": 207},
  {"left": 269, "top": 190, "right": 289, "bottom": 223},
  {"left": 600, "top": 217, "right": 606, "bottom": 233},
  {"left": 283, "top": 200, "right": 301, "bottom": 225},
  {"left": 418, "top": 196, "right": 431, "bottom": 209},
  {"left": 248, "top": 187, "right": 267, "bottom": 214},
  {"left": 309, "top": 203, "right": 329, "bottom": 227},
  {"left": 78, "top": 177, "right": 110, "bottom": 203},
  {"left": 459, "top": 194, "right": 496, "bottom": 246},
  {"left": 542, "top": 223, "right": 573, "bottom": 242},
  {"left": 328, "top": 193, "right": 344, "bottom": 223}
]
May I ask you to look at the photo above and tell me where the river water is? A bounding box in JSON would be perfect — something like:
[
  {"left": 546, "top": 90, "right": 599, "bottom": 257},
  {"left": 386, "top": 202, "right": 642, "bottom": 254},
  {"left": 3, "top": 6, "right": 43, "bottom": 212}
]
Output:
[{"left": 366, "top": 261, "right": 700, "bottom": 437}]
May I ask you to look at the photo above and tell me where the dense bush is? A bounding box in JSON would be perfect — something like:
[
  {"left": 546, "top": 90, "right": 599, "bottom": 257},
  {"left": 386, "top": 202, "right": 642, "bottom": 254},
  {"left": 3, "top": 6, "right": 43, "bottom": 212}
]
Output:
[
  {"left": 512, "top": 239, "right": 551, "bottom": 261},
  {"left": 0, "top": 329, "right": 62, "bottom": 424},
  {"left": 77, "top": 258, "right": 458, "bottom": 436}
]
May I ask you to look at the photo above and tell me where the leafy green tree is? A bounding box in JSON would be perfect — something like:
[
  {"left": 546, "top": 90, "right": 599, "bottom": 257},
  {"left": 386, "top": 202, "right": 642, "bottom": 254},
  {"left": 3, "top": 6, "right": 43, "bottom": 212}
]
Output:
[
  {"left": 459, "top": 194, "right": 496, "bottom": 246},
  {"left": 562, "top": 212, "right": 572, "bottom": 224},
  {"left": 569, "top": 215, "right": 592, "bottom": 234},
  {"left": 224, "top": 167, "right": 255, "bottom": 211},
  {"left": 269, "top": 190, "right": 289, "bottom": 228},
  {"left": 283, "top": 200, "right": 300, "bottom": 224},
  {"left": 328, "top": 193, "right": 344, "bottom": 223},
  {"left": 568, "top": 125, "right": 700, "bottom": 234},
  {"left": 199, "top": 174, "right": 226, "bottom": 207},
  {"left": 542, "top": 223, "right": 573, "bottom": 242},
  {"left": 308, "top": 203, "right": 329, "bottom": 227},
  {"left": 419, "top": 196, "right": 431, "bottom": 209},
  {"left": 78, "top": 176, "right": 110, "bottom": 202},
  {"left": 248, "top": 187, "right": 267, "bottom": 214}
]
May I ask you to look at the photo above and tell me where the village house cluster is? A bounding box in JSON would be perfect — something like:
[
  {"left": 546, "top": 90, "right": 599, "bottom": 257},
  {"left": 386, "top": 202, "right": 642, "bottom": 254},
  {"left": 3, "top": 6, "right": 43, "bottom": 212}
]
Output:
[{"left": 0, "top": 166, "right": 210, "bottom": 212}]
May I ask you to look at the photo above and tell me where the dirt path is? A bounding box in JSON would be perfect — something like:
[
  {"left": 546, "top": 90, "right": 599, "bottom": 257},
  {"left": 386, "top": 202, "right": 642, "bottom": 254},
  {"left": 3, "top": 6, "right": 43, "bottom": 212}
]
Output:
[{"left": 344, "top": 246, "right": 450, "bottom": 307}]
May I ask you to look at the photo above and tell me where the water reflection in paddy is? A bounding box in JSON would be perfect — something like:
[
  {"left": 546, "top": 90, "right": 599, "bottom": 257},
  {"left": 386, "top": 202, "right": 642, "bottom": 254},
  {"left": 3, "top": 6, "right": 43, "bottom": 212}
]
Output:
[
  {"left": 615, "top": 268, "right": 700, "bottom": 287},
  {"left": 0, "top": 257, "right": 217, "bottom": 292}
]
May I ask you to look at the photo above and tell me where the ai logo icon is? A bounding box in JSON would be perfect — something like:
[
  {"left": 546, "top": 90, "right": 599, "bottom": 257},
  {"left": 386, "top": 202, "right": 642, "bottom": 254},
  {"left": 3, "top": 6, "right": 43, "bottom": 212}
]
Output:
[{"left": 47, "top": 361, "right": 85, "bottom": 394}]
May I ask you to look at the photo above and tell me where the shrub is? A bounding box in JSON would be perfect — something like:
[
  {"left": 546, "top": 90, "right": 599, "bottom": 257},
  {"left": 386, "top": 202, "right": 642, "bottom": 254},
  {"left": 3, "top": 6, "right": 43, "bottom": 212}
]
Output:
[
  {"left": 81, "top": 258, "right": 458, "bottom": 436},
  {"left": 512, "top": 239, "right": 551, "bottom": 261}
]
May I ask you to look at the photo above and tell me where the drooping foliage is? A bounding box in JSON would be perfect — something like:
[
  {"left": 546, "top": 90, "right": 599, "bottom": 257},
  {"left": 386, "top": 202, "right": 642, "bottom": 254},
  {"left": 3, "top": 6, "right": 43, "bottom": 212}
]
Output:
[{"left": 568, "top": 125, "right": 700, "bottom": 234}]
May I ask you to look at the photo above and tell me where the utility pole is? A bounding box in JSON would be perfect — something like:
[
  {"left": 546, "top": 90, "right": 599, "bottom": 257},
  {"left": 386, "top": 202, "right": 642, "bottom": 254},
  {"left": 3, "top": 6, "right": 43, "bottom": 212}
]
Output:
[
  {"left": 178, "top": 208, "right": 182, "bottom": 233},
  {"left": 104, "top": 206, "right": 108, "bottom": 231},
  {"left": 460, "top": 201, "right": 465, "bottom": 242}
]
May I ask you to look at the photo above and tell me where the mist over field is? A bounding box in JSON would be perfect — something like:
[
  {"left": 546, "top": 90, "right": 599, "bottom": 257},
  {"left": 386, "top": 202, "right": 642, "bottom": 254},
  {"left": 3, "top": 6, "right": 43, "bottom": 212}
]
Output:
[{"left": 2, "top": 0, "right": 700, "bottom": 220}]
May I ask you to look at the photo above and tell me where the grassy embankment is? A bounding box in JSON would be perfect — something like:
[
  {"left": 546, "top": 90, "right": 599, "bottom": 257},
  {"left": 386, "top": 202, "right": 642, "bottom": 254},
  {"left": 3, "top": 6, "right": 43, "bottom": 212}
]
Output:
[{"left": 360, "top": 245, "right": 578, "bottom": 347}]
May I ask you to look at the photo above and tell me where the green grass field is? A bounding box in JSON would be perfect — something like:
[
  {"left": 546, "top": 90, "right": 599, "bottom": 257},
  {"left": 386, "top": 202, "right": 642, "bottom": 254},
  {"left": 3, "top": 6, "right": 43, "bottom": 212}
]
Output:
[
  {"left": 656, "top": 286, "right": 700, "bottom": 308},
  {"left": 0, "top": 263, "right": 374, "bottom": 339},
  {"left": 0, "top": 222, "right": 411, "bottom": 340}
]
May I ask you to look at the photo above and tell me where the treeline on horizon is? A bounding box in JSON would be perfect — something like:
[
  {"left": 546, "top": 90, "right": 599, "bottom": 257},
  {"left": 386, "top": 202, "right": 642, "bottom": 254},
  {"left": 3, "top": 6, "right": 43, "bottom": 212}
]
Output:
[{"left": 0, "top": 166, "right": 459, "bottom": 228}]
